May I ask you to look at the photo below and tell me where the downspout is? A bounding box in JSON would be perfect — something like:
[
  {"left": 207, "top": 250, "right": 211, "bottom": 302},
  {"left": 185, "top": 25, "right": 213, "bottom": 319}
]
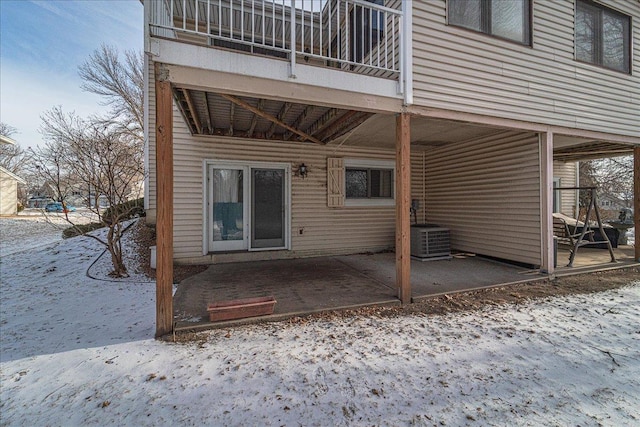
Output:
[
  {"left": 143, "top": 0, "right": 151, "bottom": 211},
  {"left": 289, "top": 0, "right": 297, "bottom": 79},
  {"left": 402, "top": 0, "right": 413, "bottom": 106}
]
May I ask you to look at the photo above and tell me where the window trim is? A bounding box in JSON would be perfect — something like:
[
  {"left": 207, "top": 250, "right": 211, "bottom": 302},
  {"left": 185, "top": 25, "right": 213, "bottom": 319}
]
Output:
[
  {"left": 574, "top": 0, "right": 632, "bottom": 74},
  {"left": 447, "top": 0, "right": 533, "bottom": 47},
  {"left": 344, "top": 159, "right": 395, "bottom": 207}
]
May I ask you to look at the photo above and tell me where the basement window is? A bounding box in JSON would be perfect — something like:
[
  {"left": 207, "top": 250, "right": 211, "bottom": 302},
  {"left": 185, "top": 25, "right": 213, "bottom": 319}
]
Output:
[{"left": 344, "top": 159, "right": 394, "bottom": 206}]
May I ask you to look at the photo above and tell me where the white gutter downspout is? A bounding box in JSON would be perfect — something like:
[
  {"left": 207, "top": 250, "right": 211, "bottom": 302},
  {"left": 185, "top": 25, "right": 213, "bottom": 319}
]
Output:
[
  {"left": 289, "top": 0, "right": 297, "bottom": 78},
  {"left": 402, "top": 0, "right": 413, "bottom": 106}
]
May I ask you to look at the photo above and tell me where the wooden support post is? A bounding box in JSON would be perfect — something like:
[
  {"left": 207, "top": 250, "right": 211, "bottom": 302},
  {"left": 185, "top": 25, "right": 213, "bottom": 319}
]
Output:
[
  {"left": 540, "top": 132, "right": 555, "bottom": 274},
  {"left": 635, "top": 147, "right": 640, "bottom": 262},
  {"left": 396, "top": 113, "right": 411, "bottom": 304},
  {"left": 155, "top": 63, "right": 174, "bottom": 338}
]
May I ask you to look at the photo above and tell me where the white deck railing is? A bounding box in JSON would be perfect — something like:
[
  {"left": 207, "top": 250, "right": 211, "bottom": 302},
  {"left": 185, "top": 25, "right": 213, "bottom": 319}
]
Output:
[{"left": 149, "top": 0, "right": 403, "bottom": 79}]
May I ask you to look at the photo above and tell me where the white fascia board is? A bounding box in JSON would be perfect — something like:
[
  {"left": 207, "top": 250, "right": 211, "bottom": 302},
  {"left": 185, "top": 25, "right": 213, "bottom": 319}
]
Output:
[
  {"left": 153, "top": 38, "right": 400, "bottom": 100},
  {"left": 0, "top": 135, "right": 17, "bottom": 145}
]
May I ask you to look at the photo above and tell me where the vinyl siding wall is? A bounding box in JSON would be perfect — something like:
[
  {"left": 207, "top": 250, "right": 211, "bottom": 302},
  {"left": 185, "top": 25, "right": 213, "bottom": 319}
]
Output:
[
  {"left": 148, "top": 94, "right": 410, "bottom": 262},
  {"left": 419, "top": 131, "right": 542, "bottom": 266},
  {"left": 553, "top": 161, "right": 578, "bottom": 216},
  {"left": 412, "top": 0, "right": 640, "bottom": 137},
  {"left": 0, "top": 171, "right": 19, "bottom": 216}
]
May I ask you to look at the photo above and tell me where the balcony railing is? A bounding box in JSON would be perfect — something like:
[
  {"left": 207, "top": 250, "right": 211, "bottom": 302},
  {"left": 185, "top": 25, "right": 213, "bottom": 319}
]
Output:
[{"left": 149, "top": 0, "right": 403, "bottom": 80}]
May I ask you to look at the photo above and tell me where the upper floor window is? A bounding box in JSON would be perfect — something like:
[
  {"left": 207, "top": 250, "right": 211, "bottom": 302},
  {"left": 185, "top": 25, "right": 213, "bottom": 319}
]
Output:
[
  {"left": 576, "top": 0, "right": 631, "bottom": 74},
  {"left": 448, "top": 0, "right": 531, "bottom": 46}
]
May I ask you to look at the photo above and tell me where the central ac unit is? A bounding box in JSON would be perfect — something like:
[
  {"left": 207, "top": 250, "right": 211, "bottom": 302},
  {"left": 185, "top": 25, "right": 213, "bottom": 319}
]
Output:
[{"left": 410, "top": 224, "right": 451, "bottom": 261}]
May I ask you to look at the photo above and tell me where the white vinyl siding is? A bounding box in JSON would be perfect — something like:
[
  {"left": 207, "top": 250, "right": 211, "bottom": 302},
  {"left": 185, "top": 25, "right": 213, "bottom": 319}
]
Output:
[
  {"left": 420, "top": 131, "right": 541, "bottom": 266},
  {"left": 412, "top": 0, "right": 640, "bottom": 137},
  {"left": 553, "top": 161, "right": 578, "bottom": 217}
]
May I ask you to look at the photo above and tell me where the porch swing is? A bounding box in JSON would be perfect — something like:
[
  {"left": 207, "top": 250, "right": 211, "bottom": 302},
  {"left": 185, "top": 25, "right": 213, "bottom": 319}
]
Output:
[{"left": 552, "top": 186, "right": 616, "bottom": 267}]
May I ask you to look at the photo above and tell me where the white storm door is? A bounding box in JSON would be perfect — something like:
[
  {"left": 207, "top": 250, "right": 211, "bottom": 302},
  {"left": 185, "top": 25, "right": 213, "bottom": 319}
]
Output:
[{"left": 209, "top": 166, "right": 248, "bottom": 251}]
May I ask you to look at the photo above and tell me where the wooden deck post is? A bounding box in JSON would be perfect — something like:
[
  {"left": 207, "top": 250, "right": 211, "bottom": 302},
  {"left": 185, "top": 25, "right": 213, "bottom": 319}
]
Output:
[
  {"left": 635, "top": 146, "right": 640, "bottom": 262},
  {"left": 155, "top": 63, "right": 174, "bottom": 337},
  {"left": 396, "top": 113, "right": 411, "bottom": 303},
  {"left": 540, "top": 132, "right": 555, "bottom": 274}
]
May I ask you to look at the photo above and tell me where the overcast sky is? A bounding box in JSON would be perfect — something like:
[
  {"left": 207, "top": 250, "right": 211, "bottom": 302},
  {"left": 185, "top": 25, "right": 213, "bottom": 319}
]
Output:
[{"left": 0, "top": 0, "right": 143, "bottom": 149}]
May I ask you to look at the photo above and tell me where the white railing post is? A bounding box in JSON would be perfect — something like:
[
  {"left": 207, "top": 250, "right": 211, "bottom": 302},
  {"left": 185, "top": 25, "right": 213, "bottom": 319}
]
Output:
[{"left": 290, "top": 0, "right": 297, "bottom": 78}]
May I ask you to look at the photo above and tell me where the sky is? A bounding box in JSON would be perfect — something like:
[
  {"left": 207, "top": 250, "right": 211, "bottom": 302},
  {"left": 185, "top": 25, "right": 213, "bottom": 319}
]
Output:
[{"left": 0, "top": 0, "right": 143, "bottom": 149}]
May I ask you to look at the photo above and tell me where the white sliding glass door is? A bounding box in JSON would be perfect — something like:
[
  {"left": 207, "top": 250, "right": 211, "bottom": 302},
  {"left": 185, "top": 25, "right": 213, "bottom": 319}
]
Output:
[{"left": 207, "top": 162, "right": 289, "bottom": 252}]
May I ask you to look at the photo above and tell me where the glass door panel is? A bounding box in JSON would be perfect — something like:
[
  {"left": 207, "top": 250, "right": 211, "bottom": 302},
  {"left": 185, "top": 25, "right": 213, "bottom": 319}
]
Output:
[
  {"left": 251, "top": 168, "right": 285, "bottom": 249},
  {"left": 211, "top": 167, "right": 246, "bottom": 251}
]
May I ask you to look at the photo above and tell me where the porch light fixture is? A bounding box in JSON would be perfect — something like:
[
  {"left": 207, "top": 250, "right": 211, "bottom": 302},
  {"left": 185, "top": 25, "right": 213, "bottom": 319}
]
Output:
[{"left": 299, "top": 163, "right": 308, "bottom": 179}]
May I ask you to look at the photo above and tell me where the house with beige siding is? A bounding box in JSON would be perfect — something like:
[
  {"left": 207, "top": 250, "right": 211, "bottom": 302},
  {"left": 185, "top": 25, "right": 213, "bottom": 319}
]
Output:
[
  {"left": 144, "top": 0, "right": 640, "bottom": 335},
  {"left": 0, "top": 135, "right": 26, "bottom": 216}
]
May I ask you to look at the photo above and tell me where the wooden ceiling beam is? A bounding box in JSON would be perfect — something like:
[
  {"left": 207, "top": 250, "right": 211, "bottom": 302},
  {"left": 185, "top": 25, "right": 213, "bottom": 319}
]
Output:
[
  {"left": 181, "top": 89, "right": 202, "bottom": 134},
  {"left": 247, "top": 99, "right": 265, "bottom": 138},
  {"left": 228, "top": 102, "right": 235, "bottom": 136},
  {"left": 284, "top": 105, "right": 314, "bottom": 140},
  {"left": 315, "top": 110, "right": 359, "bottom": 141},
  {"left": 323, "top": 111, "right": 373, "bottom": 142},
  {"left": 220, "top": 94, "right": 323, "bottom": 144},
  {"left": 202, "top": 92, "right": 213, "bottom": 134},
  {"left": 173, "top": 90, "right": 197, "bottom": 134},
  {"left": 266, "top": 101, "right": 292, "bottom": 139},
  {"left": 305, "top": 108, "right": 339, "bottom": 136}
]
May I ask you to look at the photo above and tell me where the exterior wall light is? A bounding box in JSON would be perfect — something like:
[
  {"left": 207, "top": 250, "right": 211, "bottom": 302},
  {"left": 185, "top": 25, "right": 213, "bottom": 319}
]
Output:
[{"left": 299, "top": 163, "right": 308, "bottom": 178}]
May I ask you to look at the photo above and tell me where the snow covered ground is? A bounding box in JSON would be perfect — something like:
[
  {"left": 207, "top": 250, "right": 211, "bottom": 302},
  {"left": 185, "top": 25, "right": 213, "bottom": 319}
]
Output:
[{"left": 1, "top": 217, "right": 639, "bottom": 426}]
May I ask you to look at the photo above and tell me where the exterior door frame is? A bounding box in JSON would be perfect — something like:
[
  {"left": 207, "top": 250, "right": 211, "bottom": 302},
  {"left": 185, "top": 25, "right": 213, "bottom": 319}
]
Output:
[{"left": 203, "top": 159, "right": 291, "bottom": 254}]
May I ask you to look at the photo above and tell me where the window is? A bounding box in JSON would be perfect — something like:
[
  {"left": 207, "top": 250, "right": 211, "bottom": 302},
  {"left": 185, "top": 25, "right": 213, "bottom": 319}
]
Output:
[
  {"left": 576, "top": 0, "right": 631, "bottom": 73},
  {"left": 346, "top": 167, "right": 393, "bottom": 199},
  {"left": 448, "top": 0, "right": 531, "bottom": 45}
]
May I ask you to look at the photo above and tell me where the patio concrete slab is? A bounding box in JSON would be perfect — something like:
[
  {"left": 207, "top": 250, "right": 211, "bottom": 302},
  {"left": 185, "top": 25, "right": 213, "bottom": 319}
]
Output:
[
  {"left": 173, "top": 246, "right": 637, "bottom": 331},
  {"left": 336, "top": 253, "right": 541, "bottom": 299},
  {"left": 174, "top": 257, "right": 398, "bottom": 328}
]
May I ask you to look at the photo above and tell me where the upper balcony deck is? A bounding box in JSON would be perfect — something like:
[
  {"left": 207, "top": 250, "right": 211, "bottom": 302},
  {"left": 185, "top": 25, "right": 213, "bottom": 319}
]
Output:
[{"left": 146, "top": 0, "right": 407, "bottom": 104}]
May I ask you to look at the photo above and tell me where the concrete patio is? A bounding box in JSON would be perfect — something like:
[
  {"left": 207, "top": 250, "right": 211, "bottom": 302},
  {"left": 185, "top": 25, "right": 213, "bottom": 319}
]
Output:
[
  {"left": 175, "top": 243, "right": 639, "bottom": 332},
  {"left": 173, "top": 252, "right": 544, "bottom": 331},
  {"left": 173, "top": 245, "right": 637, "bottom": 331}
]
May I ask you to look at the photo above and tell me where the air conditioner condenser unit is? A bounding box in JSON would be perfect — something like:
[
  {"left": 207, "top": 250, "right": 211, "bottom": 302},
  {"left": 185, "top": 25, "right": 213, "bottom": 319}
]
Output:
[{"left": 410, "top": 224, "right": 452, "bottom": 261}]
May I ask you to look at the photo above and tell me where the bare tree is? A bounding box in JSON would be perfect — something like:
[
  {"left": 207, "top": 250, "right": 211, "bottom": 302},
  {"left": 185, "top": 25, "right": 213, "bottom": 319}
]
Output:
[
  {"left": 0, "top": 122, "right": 28, "bottom": 174},
  {"left": 78, "top": 44, "right": 144, "bottom": 141},
  {"left": 0, "top": 122, "right": 18, "bottom": 137},
  {"left": 40, "top": 109, "right": 144, "bottom": 277},
  {"left": 28, "top": 140, "right": 74, "bottom": 204},
  {"left": 579, "top": 156, "right": 633, "bottom": 220},
  {"left": 34, "top": 45, "right": 145, "bottom": 277}
]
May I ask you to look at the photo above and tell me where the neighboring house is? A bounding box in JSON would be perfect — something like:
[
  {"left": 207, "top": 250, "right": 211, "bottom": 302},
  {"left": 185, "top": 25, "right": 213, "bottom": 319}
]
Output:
[
  {"left": 598, "top": 193, "right": 628, "bottom": 211},
  {"left": 0, "top": 166, "right": 26, "bottom": 216},
  {"left": 597, "top": 193, "right": 630, "bottom": 221},
  {"left": 0, "top": 135, "right": 26, "bottom": 216},
  {"left": 144, "top": 0, "right": 640, "bottom": 334}
]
